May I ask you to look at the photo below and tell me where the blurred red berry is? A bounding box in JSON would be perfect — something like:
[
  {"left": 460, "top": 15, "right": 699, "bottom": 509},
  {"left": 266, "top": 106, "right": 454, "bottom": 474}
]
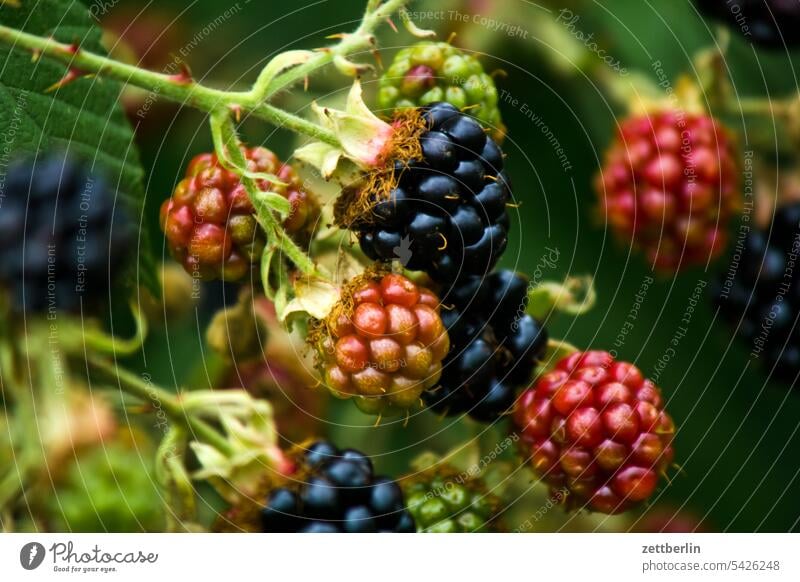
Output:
[{"left": 595, "top": 111, "right": 739, "bottom": 271}]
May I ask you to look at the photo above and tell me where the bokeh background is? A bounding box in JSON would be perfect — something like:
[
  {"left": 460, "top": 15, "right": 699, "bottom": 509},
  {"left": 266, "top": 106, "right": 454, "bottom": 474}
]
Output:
[{"left": 12, "top": 0, "right": 799, "bottom": 532}]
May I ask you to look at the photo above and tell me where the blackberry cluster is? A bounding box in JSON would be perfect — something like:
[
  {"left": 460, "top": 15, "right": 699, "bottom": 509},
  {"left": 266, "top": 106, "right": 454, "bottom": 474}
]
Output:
[
  {"left": 404, "top": 469, "right": 498, "bottom": 532},
  {"left": 260, "top": 441, "right": 415, "bottom": 533},
  {"left": 378, "top": 42, "right": 504, "bottom": 137},
  {"left": 514, "top": 351, "right": 676, "bottom": 514},
  {"left": 355, "top": 102, "right": 511, "bottom": 283},
  {"left": 714, "top": 203, "right": 800, "bottom": 383},
  {"left": 696, "top": 0, "right": 800, "bottom": 48},
  {"left": 0, "top": 153, "right": 133, "bottom": 314},
  {"left": 424, "top": 270, "right": 548, "bottom": 421},
  {"left": 160, "top": 147, "right": 319, "bottom": 282}
]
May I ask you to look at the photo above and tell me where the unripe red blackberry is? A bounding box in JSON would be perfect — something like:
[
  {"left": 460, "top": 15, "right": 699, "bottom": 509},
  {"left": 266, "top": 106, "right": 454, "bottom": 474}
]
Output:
[
  {"left": 514, "top": 351, "right": 676, "bottom": 514},
  {"left": 595, "top": 110, "right": 739, "bottom": 271},
  {"left": 695, "top": 0, "right": 800, "bottom": 48},
  {"left": 260, "top": 441, "right": 415, "bottom": 533},
  {"left": 0, "top": 152, "right": 133, "bottom": 314},
  {"left": 314, "top": 273, "right": 449, "bottom": 416},
  {"left": 378, "top": 42, "right": 504, "bottom": 138},
  {"left": 160, "top": 147, "right": 320, "bottom": 281}
]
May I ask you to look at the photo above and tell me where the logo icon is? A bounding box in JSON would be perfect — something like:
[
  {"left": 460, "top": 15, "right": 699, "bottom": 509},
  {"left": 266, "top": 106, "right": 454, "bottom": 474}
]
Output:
[
  {"left": 20, "top": 542, "right": 45, "bottom": 570},
  {"left": 393, "top": 235, "right": 412, "bottom": 267}
]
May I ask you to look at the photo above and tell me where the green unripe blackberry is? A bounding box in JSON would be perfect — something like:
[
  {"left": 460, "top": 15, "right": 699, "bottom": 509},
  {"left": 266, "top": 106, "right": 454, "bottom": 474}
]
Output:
[
  {"left": 378, "top": 42, "right": 504, "bottom": 139},
  {"left": 403, "top": 468, "right": 499, "bottom": 532}
]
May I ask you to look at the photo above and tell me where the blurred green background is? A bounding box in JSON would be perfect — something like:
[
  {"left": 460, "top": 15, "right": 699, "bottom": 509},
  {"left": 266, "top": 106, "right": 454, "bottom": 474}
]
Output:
[{"left": 104, "top": 0, "right": 800, "bottom": 532}]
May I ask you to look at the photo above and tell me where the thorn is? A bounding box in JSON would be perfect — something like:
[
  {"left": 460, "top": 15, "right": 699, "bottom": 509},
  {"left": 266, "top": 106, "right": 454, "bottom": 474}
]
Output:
[
  {"left": 30, "top": 49, "right": 42, "bottom": 63},
  {"left": 63, "top": 42, "right": 80, "bottom": 55},
  {"left": 386, "top": 17, "right": 398, "bottom": 33},
  {"left": 506, "top": 201, "right": 521, "bottom": 208},
  {"left": 444, "top": 194, "right": 460, "bottom": 200},
  {"left": 168, "top": 63, "right": 193, "bottom": 85},
  {"left": 326, "top": 33, "right": 349, "bottom": 40},
  {"left": 45, "top": 67, "right": 84, "bottom": 92},
  {"left": 230, "top": 104, "right": 242, "bottom": 123},
  {"left": 404, "top": 410, "right": 410, "bottom": 427},
  {"left": 436, "top": 232, "right": 448, "bottom": 251},
  {"left": 486, "top": 175, "right": 498, "bottom": 182},
  {"left": 373, "top": 413, "right": 382, "bottom": 427},
  {"left": 371, "top": 48, "right": 383, "bottom": 70},
  {"left": 490, "top": 69, "right": 508, "bottom": 79},
  {"left": 447, "top": 32, "right": 457, "bottom": 45}
]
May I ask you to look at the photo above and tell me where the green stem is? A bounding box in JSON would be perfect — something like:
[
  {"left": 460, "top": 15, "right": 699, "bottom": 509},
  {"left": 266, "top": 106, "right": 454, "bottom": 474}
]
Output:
[
  {"left": 210, "top": 109, "right": 319, "bottom": 277},
  {"left": 0, "top": 24, "right": 336, "bottom": 144},
  {"left": 262, "top": 0, "right": 412, "bottom": 99},
  {"left": 86, "top": 355, "right": 233, "bottom": 456}
]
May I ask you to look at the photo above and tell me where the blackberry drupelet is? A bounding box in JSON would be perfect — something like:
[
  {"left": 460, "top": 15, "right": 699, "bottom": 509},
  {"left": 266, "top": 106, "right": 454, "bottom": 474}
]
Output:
[
  {"left": 715, "top": 203, "right": 800, "bottom": 383},
  {"left": 352, "top": 102, "right": 511, "bottom": 283},
  {"left": 378, "top": 42, "right": 504, "bottom": 137},
  {"left": 260, "top": 441, "right": 415, "bottom": 533},
  {"left": 514, "top": 351, "right": 676, "bottom": 514},
  {"left": 0, "top": 152, "right": 133, "bottom": 314},
  {"left": 696, "top": 0, "right": 800, "bottom": 48},
  {"left": 423, "top": 270, "right": 548, "bottom": 421}
]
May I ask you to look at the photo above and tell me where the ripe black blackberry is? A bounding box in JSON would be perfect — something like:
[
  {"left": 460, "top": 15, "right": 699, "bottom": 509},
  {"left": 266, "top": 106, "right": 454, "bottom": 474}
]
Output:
[
  {"left": 0, "top": 153, "right": 133, "bottom": 314},
  {"left": 260, "top": 441, "right": 415, "bottom": 532},
  {"left": 424, "top": 270, "right": 548, "bottom": 421},
  {"left": 695, "top": 0, "right": 800, "bottom": 48},
  {"left": 715, "top": 203, "right": 800, "bottom": 383},
  {"left": 350, "top": 102, "right": 510, "bottom": 282}
]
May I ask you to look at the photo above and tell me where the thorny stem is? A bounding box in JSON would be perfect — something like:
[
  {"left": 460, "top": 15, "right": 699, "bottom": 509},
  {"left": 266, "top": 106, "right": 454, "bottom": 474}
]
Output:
[
  {"left": 0, "top": 0, "right": 414, "bottom": 142},
  {"left": 0, "top": 24, "right": 337, "bottom": 144},
  {"left": 86, "top": 354, "right": 234, "bottom": 457},
  {"left": 260, "top": 0, "right": 412, "bottom": 100}
]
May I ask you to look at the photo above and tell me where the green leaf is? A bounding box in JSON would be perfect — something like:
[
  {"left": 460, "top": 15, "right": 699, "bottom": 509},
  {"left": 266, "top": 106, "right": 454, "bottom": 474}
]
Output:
[{"left": 0, "top": 0, "right": 158, "bottom": 295}]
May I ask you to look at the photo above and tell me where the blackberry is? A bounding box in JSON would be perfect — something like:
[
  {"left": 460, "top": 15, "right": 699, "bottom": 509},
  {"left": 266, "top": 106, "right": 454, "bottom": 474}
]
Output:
[
  {"left": 315, "top": 272, "right": 449, "bottom": 416},
  {"left": 260, "top": 441, "right": 415, "bottom": 533},
  {"left": 160, "top": 147, "right": 320, "bottom": 281},
  {"left": 344, "top": 102, "right": 511, "bottom": 284},
  {"left": 423, "top": 270, "right": 548, "bottom": 421},
  {"left": 595, "top": 109, "right": 739, "bottom": 271},
  {"left": 378, "top": 42, "right": 504, "bottom": 138},
  {"left": 403, "top": 467, "right": 499, "bottom": 532},
  {"left": 695, "top": 0, "right": 800, "bottom": 48},
  {"left": 514, "top": 351, "right": 676, "bottom": 514},
  {"left": 0, "top": 152, "right": 133, "bottom": 314},
  {"left": 715, "top": 203, "right": 800, "bottom": 383}
]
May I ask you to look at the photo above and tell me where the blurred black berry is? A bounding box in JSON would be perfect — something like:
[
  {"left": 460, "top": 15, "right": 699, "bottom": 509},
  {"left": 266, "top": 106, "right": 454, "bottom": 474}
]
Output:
[
  {"left": 0, "top": 152, "right": 133, "bottom": 314},
  {"left": 714, "top": 203, "right": 800, "bottom": 383},
  {"left": 696, "top": 0, "right": 800, "bottom": 48}
]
